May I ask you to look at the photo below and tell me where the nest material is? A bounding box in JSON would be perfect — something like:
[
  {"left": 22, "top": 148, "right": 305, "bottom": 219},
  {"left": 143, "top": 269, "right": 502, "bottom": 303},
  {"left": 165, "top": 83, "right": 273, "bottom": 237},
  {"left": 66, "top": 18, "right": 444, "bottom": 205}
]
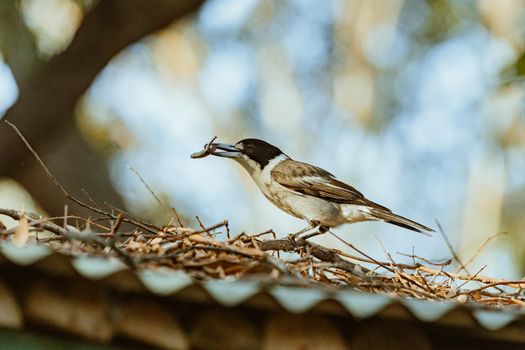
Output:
[
  {"left": 3, "top": 118, "right": 524, "bottom": 314},
  {"left": 0, "top": 208, "right": 524, "bottom": 307}
]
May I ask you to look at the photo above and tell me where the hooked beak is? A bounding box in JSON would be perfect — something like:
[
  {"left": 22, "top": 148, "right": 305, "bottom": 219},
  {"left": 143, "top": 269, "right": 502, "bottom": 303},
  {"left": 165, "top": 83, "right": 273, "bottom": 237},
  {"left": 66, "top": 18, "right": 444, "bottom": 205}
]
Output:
[{"left": 210, "top": 143, "right": 242, "bottom": 158}]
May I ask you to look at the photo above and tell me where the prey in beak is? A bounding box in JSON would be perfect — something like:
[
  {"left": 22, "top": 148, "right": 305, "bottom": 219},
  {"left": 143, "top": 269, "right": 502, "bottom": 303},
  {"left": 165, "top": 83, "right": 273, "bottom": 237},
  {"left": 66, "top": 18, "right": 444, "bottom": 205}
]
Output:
[
  {"left": 190, "top": 139, "right": 242, "bottom": 159},
  {"left": 210, "top": 143, "right": 242, "bottom": 158}
]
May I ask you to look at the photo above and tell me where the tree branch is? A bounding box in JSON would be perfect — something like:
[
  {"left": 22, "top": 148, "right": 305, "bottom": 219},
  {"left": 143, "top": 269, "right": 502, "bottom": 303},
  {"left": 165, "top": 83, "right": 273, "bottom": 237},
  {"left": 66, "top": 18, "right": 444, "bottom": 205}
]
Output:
[{"left": 0, "top": 0, "right": 205, "bottom": 216}]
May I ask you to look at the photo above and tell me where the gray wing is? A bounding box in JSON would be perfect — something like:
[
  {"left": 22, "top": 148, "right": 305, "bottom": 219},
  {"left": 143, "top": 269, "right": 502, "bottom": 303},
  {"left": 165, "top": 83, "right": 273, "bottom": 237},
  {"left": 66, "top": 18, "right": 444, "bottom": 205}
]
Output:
[
  {"left": 271, "top": 160, "right": 434, "bottom": 234},
  {"left": 270, "top": 160, "right": 389, "bottom": 210}
]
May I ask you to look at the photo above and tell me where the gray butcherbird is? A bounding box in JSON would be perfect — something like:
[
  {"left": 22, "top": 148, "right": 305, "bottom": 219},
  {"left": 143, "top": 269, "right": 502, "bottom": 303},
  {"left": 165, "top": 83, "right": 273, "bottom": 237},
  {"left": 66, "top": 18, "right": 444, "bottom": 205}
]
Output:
[{"left": 199, "top": 138, "right": 433, "bottom": 236}]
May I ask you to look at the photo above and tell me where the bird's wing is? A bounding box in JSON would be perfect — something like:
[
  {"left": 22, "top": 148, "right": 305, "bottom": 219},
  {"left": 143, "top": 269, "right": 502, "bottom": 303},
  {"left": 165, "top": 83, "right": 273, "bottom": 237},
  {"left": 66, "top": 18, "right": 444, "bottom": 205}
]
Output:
[
  {"left": 270, "top": 160, "right": 389, "bottom": 210},
  {"left": 271, "top": 160, "right": 433, "bottom": 234}
]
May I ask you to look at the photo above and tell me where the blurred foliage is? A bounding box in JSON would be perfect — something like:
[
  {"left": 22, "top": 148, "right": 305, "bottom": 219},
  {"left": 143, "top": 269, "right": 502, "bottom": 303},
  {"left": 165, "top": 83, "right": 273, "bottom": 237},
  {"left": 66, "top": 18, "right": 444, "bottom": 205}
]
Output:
[
  {"left": 0, "top": 0, "right": 525, "bottom": 276},
  {"left": 0, "top": 0, "right": 40, "bottom": 83},
  {"left": 501, "top": 50, "right": 525, "bottom": 85}
]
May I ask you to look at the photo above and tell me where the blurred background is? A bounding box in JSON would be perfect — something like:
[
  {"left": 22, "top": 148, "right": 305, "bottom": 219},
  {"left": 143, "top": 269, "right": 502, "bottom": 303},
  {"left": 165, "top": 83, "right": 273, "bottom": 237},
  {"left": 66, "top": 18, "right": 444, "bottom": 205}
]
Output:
[{"left": 0, "top": 0, "right": 524, "bottom": 279}]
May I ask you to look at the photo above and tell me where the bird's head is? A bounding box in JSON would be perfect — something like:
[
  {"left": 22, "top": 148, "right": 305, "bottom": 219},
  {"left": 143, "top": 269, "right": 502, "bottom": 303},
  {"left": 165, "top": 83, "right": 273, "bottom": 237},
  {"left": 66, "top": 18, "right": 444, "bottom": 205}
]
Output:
[{"left": 210, "top": 138, "right": 285, "bottom": 173}]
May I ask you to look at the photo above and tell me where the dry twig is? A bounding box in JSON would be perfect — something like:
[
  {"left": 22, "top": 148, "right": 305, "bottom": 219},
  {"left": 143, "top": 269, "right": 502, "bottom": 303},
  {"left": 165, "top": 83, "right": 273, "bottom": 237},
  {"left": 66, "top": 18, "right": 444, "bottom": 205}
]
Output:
[
  {"left": 1, "top": 123, "right": 522, "bottom": 307},
  {"left": 1, "top": 207, "right": 523, "bottom": 306}
]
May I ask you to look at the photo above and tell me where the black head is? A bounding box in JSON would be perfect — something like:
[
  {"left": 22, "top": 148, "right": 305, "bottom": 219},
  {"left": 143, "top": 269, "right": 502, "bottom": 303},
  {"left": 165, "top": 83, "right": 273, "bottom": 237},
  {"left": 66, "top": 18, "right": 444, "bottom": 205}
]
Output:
[
  {"left": 235, "top": 138, "right": 283, "bottom": 168},
  {"left": 210, "top": 138, "right": 283, "bottom": 169}
]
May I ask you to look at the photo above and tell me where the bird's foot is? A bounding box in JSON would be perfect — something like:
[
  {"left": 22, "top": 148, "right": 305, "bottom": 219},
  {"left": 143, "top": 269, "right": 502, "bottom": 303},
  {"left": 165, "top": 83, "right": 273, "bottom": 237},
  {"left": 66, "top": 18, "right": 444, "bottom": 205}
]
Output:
[
  {"left": 301, "top": 226, "right": 330, "bottom": 240},
  {"left": 288, "top": 225, "right": 330, "bottom": 241},
  {"left": 288, "top": 225, "right": 317, "bottom": 241}
]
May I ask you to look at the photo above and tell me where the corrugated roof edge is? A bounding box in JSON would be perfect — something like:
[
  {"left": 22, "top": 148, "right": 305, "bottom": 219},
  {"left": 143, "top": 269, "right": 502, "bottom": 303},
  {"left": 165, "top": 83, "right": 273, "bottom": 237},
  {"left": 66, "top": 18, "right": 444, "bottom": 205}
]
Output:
[{"left": 1, "top": 242, "right": 523, "bottom": 331}]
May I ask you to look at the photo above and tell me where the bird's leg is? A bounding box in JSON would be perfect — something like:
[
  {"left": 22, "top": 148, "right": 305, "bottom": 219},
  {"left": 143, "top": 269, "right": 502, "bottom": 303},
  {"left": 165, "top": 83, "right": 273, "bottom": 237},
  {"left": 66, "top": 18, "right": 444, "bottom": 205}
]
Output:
[
  {"left": 287, "top": 226, "right": 313, "bottom": 240},
  {"left": 288, "top": 221, "right": 331, "bottom": 241},
  {"left": 302, "top": 225, "right": 330, "bottom": 240},
  {"left": 288, "top": 221, "right": 320, "bottom": 240}
]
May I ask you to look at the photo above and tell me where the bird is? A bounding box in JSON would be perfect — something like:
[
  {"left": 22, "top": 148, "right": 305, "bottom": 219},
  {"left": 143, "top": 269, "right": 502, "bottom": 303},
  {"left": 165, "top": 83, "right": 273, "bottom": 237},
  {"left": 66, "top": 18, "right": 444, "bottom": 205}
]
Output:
[{"left": 200, "top": 138, "right": 433, "bottom": 236}]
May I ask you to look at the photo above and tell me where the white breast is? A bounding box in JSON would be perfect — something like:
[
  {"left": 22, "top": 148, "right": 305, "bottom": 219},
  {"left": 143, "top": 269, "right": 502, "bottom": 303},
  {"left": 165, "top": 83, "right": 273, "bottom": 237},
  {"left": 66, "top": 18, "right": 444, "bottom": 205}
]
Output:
[
  {"left": 237, "top": 154, "right": 369, "bottom": 227},
  {"left": 254, "top": 156, "right": 346, "bottom": 226}
]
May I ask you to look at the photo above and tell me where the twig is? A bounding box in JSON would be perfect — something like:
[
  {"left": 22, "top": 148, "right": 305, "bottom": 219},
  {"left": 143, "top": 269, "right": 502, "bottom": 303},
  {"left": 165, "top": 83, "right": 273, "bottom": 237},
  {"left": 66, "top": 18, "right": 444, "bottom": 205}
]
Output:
[
  {"left": 396, "top": 251, "right": 452, "bottom": 267},
  {"left": 457, "top": 265, "right": 486, "bottom": 290},
  {"left": 6, "top": 120, "right": 160, "bottom": 234},
  {"left": 259, "top": 237, "right": 368, "bottom": 277},
  {"left": 63, "top": 205, "right": 68, "bottom": 229},
  {"left": 328, "top": 231, "right": 394, "bottom": 274},
  {"left": 128, "top": 166, "right": 167, "bottom": 211},
  {"left": 462, "top": 232, "right": 505, "bottom": 271},
  {"left": 171, "top": 207, "right": 185, "bottom": 228},
  {"left": 111, "top": 213, "right": 125, "bottom": 235},
  {"left": 81, "top": 189, "right": 101, "bottom": 210},
  {"left": 435, "top": 220, "right": 470, "bottom": 274},
  {"left": 3, "top": 202, "right": 525, "bottom": 306},
  {"left": 0, "top": 209, "right": 68, "bottom": 236}
]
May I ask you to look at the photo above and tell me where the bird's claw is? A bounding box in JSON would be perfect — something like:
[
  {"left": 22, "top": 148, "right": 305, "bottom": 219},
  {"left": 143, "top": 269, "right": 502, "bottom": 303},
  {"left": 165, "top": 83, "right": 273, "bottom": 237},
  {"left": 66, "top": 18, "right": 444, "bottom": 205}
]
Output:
[{"left": 287, "top": 233, "right": 299, "bottom": 241}]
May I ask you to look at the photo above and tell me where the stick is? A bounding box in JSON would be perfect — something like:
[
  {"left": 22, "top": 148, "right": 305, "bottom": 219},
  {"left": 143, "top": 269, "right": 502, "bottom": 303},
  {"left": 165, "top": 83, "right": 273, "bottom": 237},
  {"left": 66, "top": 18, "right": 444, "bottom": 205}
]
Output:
[
  {"left": 462, "top": 232, "right": 505, "bottom": 271},
  {"left": 6, "top": 120, "right": 161, "bottom": 234},
  {"left": 128, "top": 165, "right": 170, "bottom": 213},
  {"left": 435, "top": 220, "right": 469, "bottom": 274}
]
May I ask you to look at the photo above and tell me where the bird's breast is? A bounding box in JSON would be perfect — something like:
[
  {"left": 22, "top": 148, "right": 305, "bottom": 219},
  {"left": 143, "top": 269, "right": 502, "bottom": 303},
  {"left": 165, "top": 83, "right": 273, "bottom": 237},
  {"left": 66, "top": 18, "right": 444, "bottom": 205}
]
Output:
[
  {"left": 260, "top": 183, "right": 302, "bottom": 219},
  {"left": 262, "top": 182, "right": 348, "bottom": 226}
]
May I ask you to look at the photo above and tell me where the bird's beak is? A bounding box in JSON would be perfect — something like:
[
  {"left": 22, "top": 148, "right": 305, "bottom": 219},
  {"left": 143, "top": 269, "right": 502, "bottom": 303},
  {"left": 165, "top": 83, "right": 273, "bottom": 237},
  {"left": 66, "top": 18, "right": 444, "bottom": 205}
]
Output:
[{"left": 210, "top": 143, "right": 242, "bottom": 158}]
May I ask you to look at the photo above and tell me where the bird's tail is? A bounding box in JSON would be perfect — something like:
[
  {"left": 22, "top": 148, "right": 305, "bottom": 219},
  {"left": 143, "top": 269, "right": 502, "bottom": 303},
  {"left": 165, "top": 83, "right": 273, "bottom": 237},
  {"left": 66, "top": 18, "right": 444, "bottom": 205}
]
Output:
[{"left": 370, "top": 209, "right": 434, "bottom": 236}]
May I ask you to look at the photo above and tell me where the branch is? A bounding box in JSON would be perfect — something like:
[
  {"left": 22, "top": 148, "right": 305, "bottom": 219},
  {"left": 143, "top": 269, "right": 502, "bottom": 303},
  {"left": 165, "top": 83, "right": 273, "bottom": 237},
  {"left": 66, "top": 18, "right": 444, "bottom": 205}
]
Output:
[
  {"left": 259, "top": 238, "right": 368, "bottom": 276},
  {"left": 2, "top": 206, "right": 524, "bottom": 306},
  {"left": 0, "top": 0, "right": 205, "bottom": 216}
]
